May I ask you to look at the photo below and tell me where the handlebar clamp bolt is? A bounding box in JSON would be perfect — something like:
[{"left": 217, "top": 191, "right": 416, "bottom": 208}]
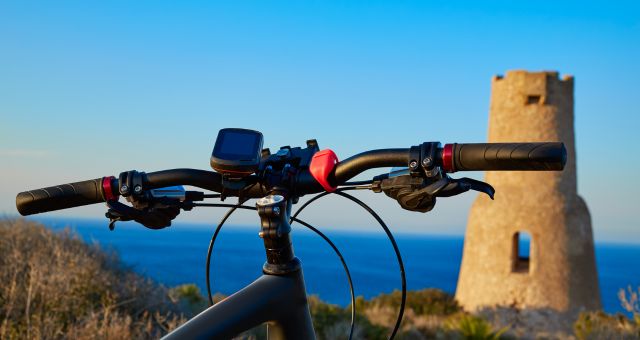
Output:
[
  {"left": 422, "top": 158, "right": 433, "bottom": 167},
  {"left": 134, "top": 185, "right": 142, "bottom": 194},
  {"left": 409, "top": 160, "right": 418, "bottom": 169},
  {"left": 120, "top": 185, "right": 129, "bottom": 194}
]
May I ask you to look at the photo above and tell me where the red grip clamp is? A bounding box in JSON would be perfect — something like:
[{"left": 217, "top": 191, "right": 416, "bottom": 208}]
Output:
[
  {"left": 442, "top": 143, "right": 455, "bottom": 173},
  {"left": 102, "top": 176, "right": 119, "bottom": 201},
  {"left": 309, "top": 149, "right": 339, "bottom": 192}
]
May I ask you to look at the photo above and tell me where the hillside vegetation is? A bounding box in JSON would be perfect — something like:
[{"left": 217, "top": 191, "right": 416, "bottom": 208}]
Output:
[
  {"left": 0, "top": 219, "right": 506, "bottom": 339},
  {"left": 0, "top": 219, "right": 186, "bottom": 339},
  {"left": 1, "top": 219, "right": 638, "bottom": 339}
]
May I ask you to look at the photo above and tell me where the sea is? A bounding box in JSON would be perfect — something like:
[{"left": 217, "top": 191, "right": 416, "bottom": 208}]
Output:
[{"left": 30, "top": 216, "right": 640, "bottom": 316}]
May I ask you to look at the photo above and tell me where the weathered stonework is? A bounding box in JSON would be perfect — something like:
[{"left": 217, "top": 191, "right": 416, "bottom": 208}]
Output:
[{"left": 455, "top": 70, "right": 600, "bottom": 333}]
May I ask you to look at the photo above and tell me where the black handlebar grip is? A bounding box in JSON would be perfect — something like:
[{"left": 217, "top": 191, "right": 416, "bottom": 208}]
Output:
[
  {"left": 16, "top": 178, "right": 106, "bottom": 216},
  {"left": 447, "top": 142, "right": 567, "bottom": 171}
]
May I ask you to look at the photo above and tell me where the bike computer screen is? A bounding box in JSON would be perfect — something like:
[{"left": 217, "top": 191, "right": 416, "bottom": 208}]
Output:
[{"left": 210, "top": 128, "right": 263, "bottom": 176}]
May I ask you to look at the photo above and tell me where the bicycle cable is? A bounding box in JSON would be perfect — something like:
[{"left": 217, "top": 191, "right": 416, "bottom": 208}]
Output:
[
  {"left": 196, "top": 201, "right": 357, "bottom": 340},
  {"left": 291, "top": 189, "right": 406, "bottom": 340},
  {"left": 203, "top": 203, "right": 241, "bottom": 306},
  {"left": 343, "top": 180, "right": 374, "bottom": 186},
  {"left": 289, "top": 217, "right": 356, "bottom": 340}
]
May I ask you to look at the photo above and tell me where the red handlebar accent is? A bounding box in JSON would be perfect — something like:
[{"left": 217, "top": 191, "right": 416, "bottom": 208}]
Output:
[
  {"left": 309, "top": 149, "right": 339, "bottom": 192},
  {"left": 442, "top": 144, "right": 454, "bottom": 172},
  {"left": 102, "top": 176, "right": 118, "bottom": 201}
]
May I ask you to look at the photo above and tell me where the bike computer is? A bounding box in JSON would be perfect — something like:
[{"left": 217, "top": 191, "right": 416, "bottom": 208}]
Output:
[{"left": 210, "top": 128, "right": 263, "bottom": 176}]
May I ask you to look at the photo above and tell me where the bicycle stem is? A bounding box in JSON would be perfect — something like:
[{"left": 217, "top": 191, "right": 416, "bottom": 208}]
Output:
[{"left": 257, "top": 194, "right": 302, "bottom": 275}]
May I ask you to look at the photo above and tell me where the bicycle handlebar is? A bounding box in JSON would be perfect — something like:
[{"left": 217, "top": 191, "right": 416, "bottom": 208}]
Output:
[
  {"left": 443, "top": 142, "right": 566, "bottom": 172},
  {"left": 16, "top": 178, "right": 106, "bottom": 216},
  {"left": 16, "top": 142, "right": 566, "bottom": 216},
  {"left": 331, "top": 149, "right": 408, "bottom": 185}
]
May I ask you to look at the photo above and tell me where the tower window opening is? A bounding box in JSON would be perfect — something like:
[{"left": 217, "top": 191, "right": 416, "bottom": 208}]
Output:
[
  {"left": 512, "top": 231, "right": 532, "bottom": 273},
  {"left": 526, "top": 95, "right": 542, "bottom": 105}
]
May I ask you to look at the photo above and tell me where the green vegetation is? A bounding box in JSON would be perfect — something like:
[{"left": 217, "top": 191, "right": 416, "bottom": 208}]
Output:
[
  {"left": 445, "top": 314, "right": 508, "bottom": 340},
  {"left": 2, "top": 218, "right": 637, "bottom": 339},
  {"left": 307, "top": 292, "right": 512, "bottom": 339},
  {"left": 0, "top": 219, "right": 510, "bottom": 339},
  {"left": 574, "top": 311, "right": 640, "bottom": 340},
  {"left": 573, "top": 286, "right": 640, "bottom": 340},
  {"left": 360, "top": 288, "right": 460, "bottom": 317}
]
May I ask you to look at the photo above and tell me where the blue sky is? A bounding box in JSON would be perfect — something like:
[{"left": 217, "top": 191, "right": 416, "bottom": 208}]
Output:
[{"left": 1, "top": 1, "right": 639, "bottom": 243}]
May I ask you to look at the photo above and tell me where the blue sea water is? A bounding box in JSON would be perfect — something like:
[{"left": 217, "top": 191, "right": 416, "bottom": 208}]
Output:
[{"left": 32, "top": 216, "right": 639, "bottom": 315}]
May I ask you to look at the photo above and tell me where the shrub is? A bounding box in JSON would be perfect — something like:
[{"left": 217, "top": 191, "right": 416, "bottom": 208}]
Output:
[
  {"left": 445, "top": 313, "right": 509, "bottom": 340},
  {"left": 0, "top": 219, "right": 186, "bottom": 339},
  {"left": 309, "top": 295, "right": 387, "bottom": 340},
  {"left": 168, "top": 284, "right": 211, "bottom": 316},
  {"left": 574, "top": 311, "right": 639, "bottom": 340},
  {"left": 619, "top": 285, "right": 640, "bottom": 316},
  {"left": 363, "top": 288, "right": 460, "bottom": 317}
]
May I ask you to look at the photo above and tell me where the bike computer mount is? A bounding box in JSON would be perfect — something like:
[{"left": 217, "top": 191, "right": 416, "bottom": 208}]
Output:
[
  {"left": 210, "top": 128, "right": 264, "bottom": 176},
  {"left": 212, "top": 128, "right": 321, "bottom": 200}
]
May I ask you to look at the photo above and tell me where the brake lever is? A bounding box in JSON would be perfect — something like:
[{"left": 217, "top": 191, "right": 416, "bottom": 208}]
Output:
[
  {"left": 375, "top": 172, "right": 495, "bottom": 213},
  {"left": 434, "top": 177, "right": 495, "bottom": 200},
  {"left": 105, "top": 198, "right": 182, "bottom": 230}
]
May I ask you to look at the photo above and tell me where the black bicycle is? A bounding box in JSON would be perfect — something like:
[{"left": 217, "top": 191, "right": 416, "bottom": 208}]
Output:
[{"left": 16, "top": 128, "right": 566, "bottom": 339}]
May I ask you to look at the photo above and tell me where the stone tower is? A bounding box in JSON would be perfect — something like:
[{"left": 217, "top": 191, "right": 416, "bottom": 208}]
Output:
[{"left": 455, "top": 71, "right": 600, "bottom": 323}]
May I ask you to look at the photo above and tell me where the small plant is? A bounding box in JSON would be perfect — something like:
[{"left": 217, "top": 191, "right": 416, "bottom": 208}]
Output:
[
  {"left": 574, "top": 311, "right": 639, "bottom": 340},
  {"left": 168, "top": 284, "right": 209, "bottom": 315},
  {"left": 619, "top": 285, "right": 640, "bottom": 316},
  {"left": 445, "top": 313, "right": 509, "bottom": 340}
]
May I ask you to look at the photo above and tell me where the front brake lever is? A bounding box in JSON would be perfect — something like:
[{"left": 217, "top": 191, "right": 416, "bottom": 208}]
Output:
[
  {"left": 105, "top": 198, "right": 181, "bottom": 230},
  {"left": 377, "top": 174, "right": 495, "bottom": 213},
  {"left": 434, "top": 177, "right": 495, "bottom": 200},
  {"left": 105, "top": 201, "right": 136, "bottom": 230}
]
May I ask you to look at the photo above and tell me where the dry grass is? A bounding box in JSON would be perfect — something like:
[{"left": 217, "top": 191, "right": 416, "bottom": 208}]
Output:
[
  {"left": 572, "top": 286, "right": 640, "bottom": 340},
  {"left": 9, "top": 218, "right": 636, "bottom": 340},
  {"left": 620, "top": 286, "right": 640, "bottom": 315},
  {"left": 574, "top": 311, "right": 640, "bottom": 340},
  {"left": 0, "top": 218, "right": 186, "bottom": 339}
]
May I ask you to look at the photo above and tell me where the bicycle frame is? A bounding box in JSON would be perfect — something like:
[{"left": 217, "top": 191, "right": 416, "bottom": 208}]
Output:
[{"left": 163, "top": 194, "right": 316, "bottom": 340}]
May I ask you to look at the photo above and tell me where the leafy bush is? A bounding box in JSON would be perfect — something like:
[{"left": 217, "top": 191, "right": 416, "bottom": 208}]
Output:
[
  {"left": 308, "top": 295, "right": 387, "bottom": 340},
  {"left": 573, "top": 285, "right": 640, "bottom": 340},
  {"left": 168, "top": 283, "right": 223, "bottom": 317},
  {"left": 370, "top": 288, "right": 461, "bottom": 316},
  {"left": 574, "top": 311, "right": 640, "bottom": 340},
  {"left": 445, "top": 313, "right": 509, "bottom": 340}
]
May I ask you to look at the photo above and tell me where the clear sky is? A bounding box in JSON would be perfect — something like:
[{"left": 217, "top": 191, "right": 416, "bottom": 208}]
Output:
[{"left": 1, "top": 1, "right": 638, "bottom": 243}]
